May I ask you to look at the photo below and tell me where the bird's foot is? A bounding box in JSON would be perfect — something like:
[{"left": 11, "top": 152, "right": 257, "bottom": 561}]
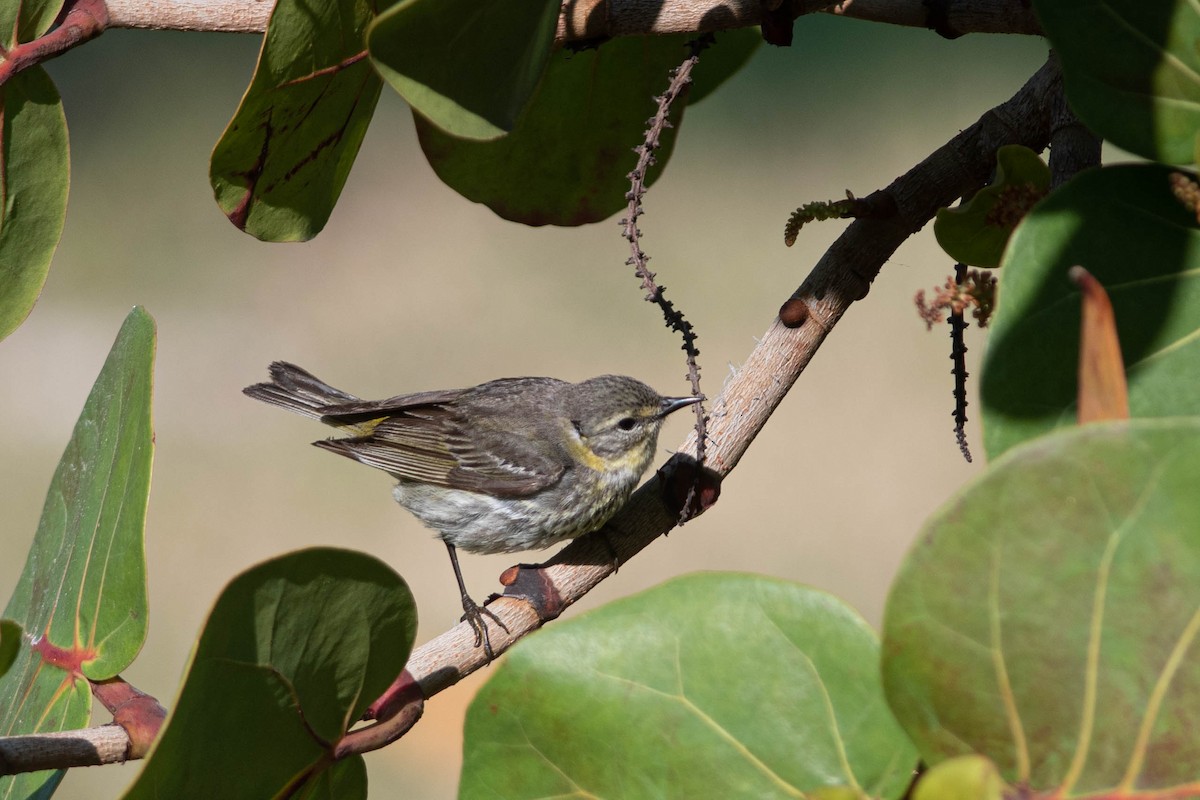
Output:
[{"left": 460, "top": 593, "right": 505, "bottom": 661}]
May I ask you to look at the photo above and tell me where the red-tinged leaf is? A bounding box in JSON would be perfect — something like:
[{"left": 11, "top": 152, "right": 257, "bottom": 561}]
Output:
[
  {"left": 210, "top": 0, "right": 390, "bottom": 242},
  {"left": 982, "top": 165, "right": 1200, "bottom": 458},
  {"left": 1071, "top": 266, "right": 1129, "bottom": 423},
  {"left": 0, "top": 307, "right": 154, "bottom": 800}
]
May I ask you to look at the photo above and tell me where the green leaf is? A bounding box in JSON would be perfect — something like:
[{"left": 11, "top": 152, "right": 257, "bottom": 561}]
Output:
[
  {"left": 1032, "top": 0, "right": 1200, "bottom": 164},
  {"left": 0, "top": 67, "right": 69, "bottom": 342},
  {"left": 688, "top": 28, "right": 760, "bottom": 105},
  {"left": 418, "top": 31, "right": 758, "bottom": 226},
  {"left": 981, "top": 164, "right": 1200, "bottom": 458},
  {"left": 883, "top": 419, "right": 1200, "bottom": 791},
  {"left": 293, "top": 757, "right": 368, "bottom": 799},
  {"left": 121, "top": 548, "right": 416, "bottom": 800},
  {"left": 0, "top": 0, "right": 64, "bottom": 44},
  {"left": 368, "top": 0, "right": 559, "bottom": 140},
  {"left": 0, "top": 621, "right": 20, "bottom": 678},
  {"left": 934, "top": 145, "right": 1049, "bottom": 268},
  {"left": 0, "top": 307, "right": 155, "bottom": 800},
  {"left": 461, "top": 573, "right": 917, "bottom": 799},
  {"left": 210, "top": 0, "right": 388, "bottom": 242}
]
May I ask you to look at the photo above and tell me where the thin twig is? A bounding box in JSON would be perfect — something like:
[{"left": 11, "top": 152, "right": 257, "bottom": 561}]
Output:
[
  {"left": 620, "top": 36, "right": 712, "bottom": 518},
  {"left": 950, "top": 262, "right": 972, "bottom": 462}
]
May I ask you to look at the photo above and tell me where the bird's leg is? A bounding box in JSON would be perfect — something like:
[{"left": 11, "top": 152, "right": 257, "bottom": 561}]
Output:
[
  {"left": 445, "top": 542, "right": 504, "bottom": 660},
  {"left": 598, "top": 527, "right": 621, "bottom": 571}
]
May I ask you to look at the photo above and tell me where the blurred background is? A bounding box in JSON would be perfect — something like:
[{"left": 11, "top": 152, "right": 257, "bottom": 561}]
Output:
[{"left": 1, "top": 15, "right": 1049, "bottom": 799}]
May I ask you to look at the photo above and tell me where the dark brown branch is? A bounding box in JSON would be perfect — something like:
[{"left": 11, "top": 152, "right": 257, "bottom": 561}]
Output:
[
  {"left": 1048, "top": 55, "right": 1102, "bottom": 188},
  {"left": 815, "top": 0, "right": 1041, "bottom": 36}
]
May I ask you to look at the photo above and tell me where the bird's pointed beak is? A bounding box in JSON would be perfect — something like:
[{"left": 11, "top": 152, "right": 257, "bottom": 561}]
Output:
[{"left": 658, "top": 395, "right": 703, "bottom": 418}]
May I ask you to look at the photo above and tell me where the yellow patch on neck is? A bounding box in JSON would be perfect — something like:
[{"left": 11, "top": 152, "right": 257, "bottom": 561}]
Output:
[{"left": 563, "top": 428, "right": 610, "bottom": 471}]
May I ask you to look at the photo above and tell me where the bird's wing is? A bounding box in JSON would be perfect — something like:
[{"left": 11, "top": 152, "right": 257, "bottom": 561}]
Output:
[
  {"left": 314, "top": 397, "right": 566, "bottom": 498},
  {"left": 316, "top": 388, "right": 468, "bottom": 423}
]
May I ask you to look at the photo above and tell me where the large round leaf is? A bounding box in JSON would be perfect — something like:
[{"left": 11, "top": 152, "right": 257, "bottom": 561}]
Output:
[
  {"left": 462, "top": 572, "right": 917, "bottom": 799},
  {"left": 1033, "top": 0, "right": 1200, "bottom": 164},
  {"left": 121, "top": 548, "right": 416, "bottom": 800},
  {"left": 417, "top": 30, "right": 759, "bottom": 226},
  {"left": 884, "top": 419, "right": 1200, "bottom": 792},
  {"left": 368, "top": 0, "right": 560, "bottom": 140},
  {"left": 981, "top": 164, "right": 1200, "bottom": 458}
]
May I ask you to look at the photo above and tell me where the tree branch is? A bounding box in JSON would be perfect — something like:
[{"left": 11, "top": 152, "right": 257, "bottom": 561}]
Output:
[
  {"left": 100, "top": 0, "right": 1041, "bottom": 37},
  {"left": 0, "top": 726, "right": 132, "bottom": 774},
  {"left": 1047, "top": 58, "right": 1102, "bottom": 188},
  {"left": 2, "top": 0, "right": 1041, "bottom": 91}
]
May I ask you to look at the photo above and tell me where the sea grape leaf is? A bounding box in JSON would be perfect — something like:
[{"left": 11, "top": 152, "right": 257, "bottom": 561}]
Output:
[
  {"left": 210, "top": 0, "right": 389, "bottom": 241},
  {"left": 368, "top": 0, "right": 560, "bottom": 140},
  {"left": 1033, "top": 0, "right": 1200, "bottom": 164},
  {"left": 0, "top": 65, "right": 68, "bottom": 342},
  {"left": 981, "top": 164, "right": 1200, "bottom": 458},
  {"left": 0, "top": 307, "right": 155, "bottom": 800},
  {"left": 461, "top": 572, "right": 917, "bottom": 799},
  {"left": 121, "top": 548, "right": 416, "bottom": 800},
  {"left": 934, "top": 145, "right": 1050, "bottom": 268},
  {"left": 884, "top": 419, "right": 1200, "bottom": 792},
  {"left": 417, "top": 30, "right": 759, "bottom": 226}
]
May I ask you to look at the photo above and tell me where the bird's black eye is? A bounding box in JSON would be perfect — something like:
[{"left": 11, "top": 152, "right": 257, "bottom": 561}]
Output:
[{"left": 617, "top": 417, "right": 637, "bottom": 431}]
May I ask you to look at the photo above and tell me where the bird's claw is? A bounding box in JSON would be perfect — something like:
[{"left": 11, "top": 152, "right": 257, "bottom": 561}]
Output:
[{"left": 460, "top": 594, "right": 505, "bottom": 661}]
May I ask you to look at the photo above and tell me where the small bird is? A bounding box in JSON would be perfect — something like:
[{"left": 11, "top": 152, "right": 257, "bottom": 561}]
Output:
[{"left": 244, "top": 362, "right": 701, "bottom": 654}]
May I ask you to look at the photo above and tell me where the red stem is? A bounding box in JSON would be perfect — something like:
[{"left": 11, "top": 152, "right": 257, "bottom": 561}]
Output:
[{"left": 0, "top": 0, "right": 109, "bottom": 87}]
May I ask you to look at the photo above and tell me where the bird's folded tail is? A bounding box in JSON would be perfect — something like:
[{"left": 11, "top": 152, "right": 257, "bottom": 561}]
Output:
[{"left": 243, "top": 361, "right": 361, "bottom": 420}]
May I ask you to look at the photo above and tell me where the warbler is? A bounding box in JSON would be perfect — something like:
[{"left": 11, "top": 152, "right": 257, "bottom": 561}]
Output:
[{"left": 244, "top": 362, "right": 700, "bottom": 654}]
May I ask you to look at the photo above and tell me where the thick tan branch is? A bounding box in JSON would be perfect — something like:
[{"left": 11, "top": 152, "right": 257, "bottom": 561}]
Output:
[{"left": 0, "top": 726, "right": 131, "bottom": 773}]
